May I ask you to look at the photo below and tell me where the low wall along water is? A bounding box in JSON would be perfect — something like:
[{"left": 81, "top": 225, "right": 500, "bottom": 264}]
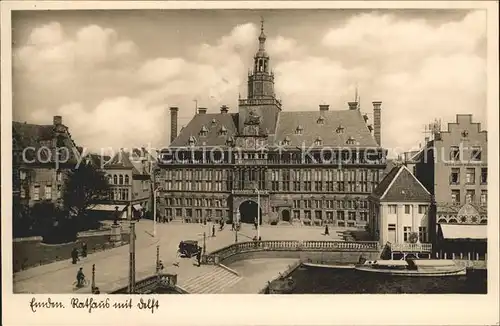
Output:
[
  {"left": 13, "top": 230, "right": 130, "bottom": 272},
  {"left": 203, "top": 240, "right": 381, "bottom": 266}
]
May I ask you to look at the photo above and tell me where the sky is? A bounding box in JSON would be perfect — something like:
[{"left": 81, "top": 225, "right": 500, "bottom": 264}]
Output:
[{"left": 12, "top": 9, "right": 487, "bottom": 155}]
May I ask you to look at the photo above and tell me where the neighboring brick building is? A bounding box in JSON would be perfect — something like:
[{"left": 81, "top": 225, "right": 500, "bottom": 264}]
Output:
[
  {"left": 157, "top": 21, "right": 387, "bottom": 227},
  {"left": 369, "top": 164, "right": 432, "bottom": 253},
  {"left": 411, "top": 114, "right": 488, "bottom": 256},
  {"left": 12, "top": 116, "right": 80, "bottom": 210}
]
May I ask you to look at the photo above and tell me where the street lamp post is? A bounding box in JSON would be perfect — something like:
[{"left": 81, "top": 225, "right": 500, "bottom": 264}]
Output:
[
  {"left": 128, "top": 221, "right": 136, "bottom": 294},
  {"left": 91, "top": 264, "right": 96, "bottom": 293},
  {"left": 255, "top": 187, "right": 260, "bottom": 240},
  {"left": 203, "top": 232, "right": 206, "bottom": 255},
  {"left": 153, "top": 188, "right": 157, "bottom": 237},
  {"left": 235, "top": 211, "right": 240, "bottom": 243}
]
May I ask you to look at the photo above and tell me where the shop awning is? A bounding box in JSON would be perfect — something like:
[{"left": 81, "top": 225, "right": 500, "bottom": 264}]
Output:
[
  {"left": 439, "top": 224, "right": 487, "bottom": 240},
  {"left": 89, "top": 204, "right": 126, "bottom": 212},
  {"left": 133, "top": 204, "right": 142, "bottom": 210}
]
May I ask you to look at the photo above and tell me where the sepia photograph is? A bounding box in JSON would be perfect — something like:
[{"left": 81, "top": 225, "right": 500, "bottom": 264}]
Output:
[{"left": 1, "top": 1, "right": 499, "bottom": 325}]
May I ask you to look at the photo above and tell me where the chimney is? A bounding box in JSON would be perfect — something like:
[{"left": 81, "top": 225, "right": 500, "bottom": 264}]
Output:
[
  {"left": 198, "top": 107, "right": 207, "bottom": 114},
  {"left": 363, "top": 113, "right": 369, "bottom": 123},
  {"left": 319, "top": 104, "right": 329, "bottom": 112},
  {"left": 220, "top": 105, "right": 229, "bottom": 114},
  {"left": 348, "top": 102, "right": 358, "bottom": 110},
  {"left": 170, "top": 107, "right": 179, "bottom": 144},
  {"left": 373, "top": 101, "right": 382, "bottom": 146},
  {"left": 53, "top": 116, "right": 62, "bottom": 126}
]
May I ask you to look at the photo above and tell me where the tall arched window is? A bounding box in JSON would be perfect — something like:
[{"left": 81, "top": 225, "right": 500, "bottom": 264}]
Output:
[
  {"left": 125, "top": 175, "right": 129, "bottom": 184},
  {"left": 119, "top": 175, "right": 123, "bottom": 185},
  {"left": 113, "top": 175, "right": 118, "bottom": 184}
]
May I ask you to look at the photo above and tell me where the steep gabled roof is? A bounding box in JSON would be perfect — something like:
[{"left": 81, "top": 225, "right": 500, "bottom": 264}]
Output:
[
  {"left": 274, "top": 109, "right": 378, "bottom": 148},
  {"left": 372, "top": 165, "right": 431, "bottom": 202},
  {"left": 106, "top": 150, "right": 141, "bottom": 175},
  {"left": 12, "top": 121, "right": 80, "bottom": 164},
  {"left": 170, "top": 113, "right": 238, "bottom": 147}
]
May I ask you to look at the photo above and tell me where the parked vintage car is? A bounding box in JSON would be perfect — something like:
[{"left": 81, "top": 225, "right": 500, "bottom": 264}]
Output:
[{"left": 178, "top": 240, "right": 200, "bottom": 258}]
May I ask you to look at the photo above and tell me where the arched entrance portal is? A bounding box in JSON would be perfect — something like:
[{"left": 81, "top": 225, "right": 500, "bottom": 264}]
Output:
[
  {"left": 281, "top": 209, "right": 291, "bottom": 222},
  {"left": 239, "top": 200, "right": 262, "bottom": 224}
]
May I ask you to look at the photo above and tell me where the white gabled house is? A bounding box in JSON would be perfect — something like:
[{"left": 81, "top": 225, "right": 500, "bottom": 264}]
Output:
[{"left": 369, "top": 164, "right": 433, "bottom": 256}]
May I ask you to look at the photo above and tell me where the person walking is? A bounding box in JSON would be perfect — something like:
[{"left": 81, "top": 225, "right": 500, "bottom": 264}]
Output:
[
  {"left": 212, "top": 224, "right": 216, "bottom": 237},
  {"left": 324, "top": 224, "right": 330, "bottom": 236},
  {"left": 71, "top": 247, "right": 79, "bottom": 264},
  {"left": 76, "top": 267, "right": 85, "bottom": 287},
  {"left": 196, "top": 247, "right": 202, "bottom": 267},
  {"left": 81, "top": 242, "right": 87, "bottom": 258}
]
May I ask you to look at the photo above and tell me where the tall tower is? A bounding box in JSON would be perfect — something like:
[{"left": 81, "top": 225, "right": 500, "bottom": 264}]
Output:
[
  {"left": 247, "top": 18, "right": 275, "bottom": 99},
  {"left": 238, "top": 18, "right": 281, "bottom": 138}
]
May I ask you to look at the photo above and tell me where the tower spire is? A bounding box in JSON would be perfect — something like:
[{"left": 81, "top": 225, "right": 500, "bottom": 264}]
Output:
[{"left": 258, "top": 16, "right": 266, "bottom": 50}]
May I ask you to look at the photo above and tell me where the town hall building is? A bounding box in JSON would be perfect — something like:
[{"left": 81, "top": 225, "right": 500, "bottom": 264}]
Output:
[{"left": 156, "top": 21, "right": 387, "bottom": 227}]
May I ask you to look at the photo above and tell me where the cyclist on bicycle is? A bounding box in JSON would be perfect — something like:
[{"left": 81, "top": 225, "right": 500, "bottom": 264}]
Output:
[{"left": 76, "top": 267, "right": 85, "bottom": 287}]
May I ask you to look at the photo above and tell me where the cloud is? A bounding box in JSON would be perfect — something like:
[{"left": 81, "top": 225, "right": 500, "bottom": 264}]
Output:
[
  {"left": 14, "top": 22, "right": 138, "bottom": 86},
  {"left": 30, "top": 99, "right": 165, "bottom": 153},
  {"left": 14, "top": 11, "right": 486, "bottom": 154}
]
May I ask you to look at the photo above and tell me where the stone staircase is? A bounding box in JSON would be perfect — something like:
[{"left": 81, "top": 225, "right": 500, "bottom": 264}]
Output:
[{"left": 179, "top": 266, "right": 242, "bottom": 294}]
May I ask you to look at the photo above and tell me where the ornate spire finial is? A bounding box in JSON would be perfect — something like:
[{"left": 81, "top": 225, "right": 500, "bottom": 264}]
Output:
[{"left": 261, "top": 16, "right": 264, "bottom": 32}]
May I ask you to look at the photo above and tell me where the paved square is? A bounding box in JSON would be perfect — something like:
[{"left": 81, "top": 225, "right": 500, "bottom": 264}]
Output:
[{"left": 13, "top": 221, "right": 346, "bottom": 294}]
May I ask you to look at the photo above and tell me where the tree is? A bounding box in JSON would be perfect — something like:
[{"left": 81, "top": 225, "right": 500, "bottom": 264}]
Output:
[{"left": 63, "top": 162, "right": 110, "bottom": 219}]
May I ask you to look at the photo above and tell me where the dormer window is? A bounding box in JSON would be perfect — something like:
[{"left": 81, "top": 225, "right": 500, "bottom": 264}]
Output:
[
  {"left": 211, "top": 118, "right": 217, "bottom": 125},
  {"left": 188, "top": 136, "right": 197, "bottom": 146},
  {"left": 295, "top": 125, "right": 303, "bottom": 135},
  {"left": 314, "top": 137, "right": 323, "bottom": 146},
  {"left": 317, "top": 116, "right": 325, "bottom": 124},
  {"left": 346, "top": 136, "right": 356, "bottom": 145},
  {"left": 226, "top": 136, "right": 234, "bottom": 146},
  {"left": 336, "top": 125, "right": 345, "bottom": 134},
  {"left": 199, "top": 125, "right": 208, "bottom": 137},
  {"left": 219, "top": 125, "right": 228, "bottom": 136},
  {"left": 283, "top": 136, "right": 291, "bottom": 146}
]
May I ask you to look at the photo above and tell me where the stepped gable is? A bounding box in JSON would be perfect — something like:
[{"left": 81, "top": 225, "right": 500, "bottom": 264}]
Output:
[
  {"left": 170, "top": 112, "right": 239, "bottom": 147},
  {"left": 372, "top": 165, "right": 431, "bottom": 202},
  {"left": 274, "top": 109, "right": 378, "bottom": 147}
]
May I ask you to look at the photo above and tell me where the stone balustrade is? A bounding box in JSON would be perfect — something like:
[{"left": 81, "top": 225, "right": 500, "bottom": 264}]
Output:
[
  {"left": 390, "top": 242, "right": 432, "bottom": 253},
  {"left": 203, "top": 240, "right": 379, "bottom": 265},
  {"left": 111, "top": 273, "right": 179, "bottom": 294}
]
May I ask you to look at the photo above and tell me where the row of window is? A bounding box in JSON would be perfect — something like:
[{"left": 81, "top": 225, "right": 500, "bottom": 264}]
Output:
[
  {"left": 289, "top": 210, "right": 369, "bottom": 221},
  {"left": 111, "top": 188, "right": 130, "bottom": 201},
  {"left": 19, "top": 170, "right": 63, "bottom": 182},
  {"left": 269, "top": 169, "right": 380, "bottom": 182},
  {"left": 165, "top": 169, "right": 380, "bottom": 182},
  {"left": 292, "top": 199, "right": 369, "bottom": 210},
  {"left": 450, "top": 167, "right": 487, "bottom": 184},
  {"left": 449, "top": 146, "right": 483, "bottom": 161},
  {"left": 108, "top": 174, "right": 130, "bottom": 185},
  {"left": 386, "top": 224, "right": 428, "bottom": 243},
  {"left": 387, "top": 204, "right": 429, "bottom": 215},
  {"left": 161, "top": 152, "right": 385, "bottom": 165},
  {"left": 164, "top": 208, "right": 229, "bottom": 218},
  {"left": 23, "top": 184, "right": 62, "bottom": 201},
  {"left": 270, "top": 180, "right": 378, "bottom": 193},
  {"left": 451, "top": 189, "right": 487, "bottom": 205},
  {"left": 162, "top": 197, "right": 228, "bottom": 208}
]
